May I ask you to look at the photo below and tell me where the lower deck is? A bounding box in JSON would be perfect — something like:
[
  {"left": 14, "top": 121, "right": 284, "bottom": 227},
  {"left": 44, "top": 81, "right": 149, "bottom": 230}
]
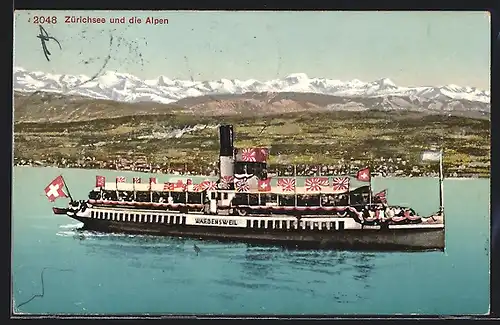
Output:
[
  {"left": 63, "top": 205, "right": 445, "bottom": 251},
  {"left": 79, "top": 206, "right": 444, "bottom": 232}
]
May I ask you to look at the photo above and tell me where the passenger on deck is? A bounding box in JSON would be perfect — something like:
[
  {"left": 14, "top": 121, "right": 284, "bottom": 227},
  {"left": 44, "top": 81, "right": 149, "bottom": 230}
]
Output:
[
  {"left": 168, "top": 196, "right": 174, "bottom": 204},
  {"left": 159, "top": 196, "right": 165, "bottom": 203}
]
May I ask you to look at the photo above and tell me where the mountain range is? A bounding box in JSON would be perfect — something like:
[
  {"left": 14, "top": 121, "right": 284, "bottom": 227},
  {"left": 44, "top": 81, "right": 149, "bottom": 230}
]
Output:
[{"left": 13, "top": 67, "right": 491, "bottom": 122}]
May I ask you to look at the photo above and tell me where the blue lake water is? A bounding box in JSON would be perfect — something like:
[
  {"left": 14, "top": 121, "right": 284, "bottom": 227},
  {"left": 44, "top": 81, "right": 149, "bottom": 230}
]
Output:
[{"left": 11, "top": 166, "right": 490, "bottom": 315}]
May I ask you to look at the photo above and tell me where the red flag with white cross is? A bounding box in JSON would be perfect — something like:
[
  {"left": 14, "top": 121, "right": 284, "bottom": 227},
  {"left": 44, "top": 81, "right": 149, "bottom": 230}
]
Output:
[
  {"left": 258, "top": 178, "right": 272, "bottom": 192},
  {"left": 356, "top": 168, "right": 371, "bottom": 182},
  {"left": 44, "top": 176, "right": 68, "bottom": 202}
]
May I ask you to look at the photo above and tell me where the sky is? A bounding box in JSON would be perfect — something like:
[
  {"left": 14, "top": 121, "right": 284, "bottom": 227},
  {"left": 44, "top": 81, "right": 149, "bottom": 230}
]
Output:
[{"left": 13, "top": 10, "right": 491, "bottom": 89}]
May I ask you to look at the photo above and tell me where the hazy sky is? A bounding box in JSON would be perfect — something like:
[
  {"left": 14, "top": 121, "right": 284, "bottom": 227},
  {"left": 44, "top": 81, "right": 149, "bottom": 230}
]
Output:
[{"left": 14, "top": 10, "right": 490, "bottom": 89}]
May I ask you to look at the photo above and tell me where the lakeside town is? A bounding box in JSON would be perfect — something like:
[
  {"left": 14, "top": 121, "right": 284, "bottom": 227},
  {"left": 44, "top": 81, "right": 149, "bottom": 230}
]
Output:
[{"left": 13, "top": 154, "right": 489, "bottom": 178}]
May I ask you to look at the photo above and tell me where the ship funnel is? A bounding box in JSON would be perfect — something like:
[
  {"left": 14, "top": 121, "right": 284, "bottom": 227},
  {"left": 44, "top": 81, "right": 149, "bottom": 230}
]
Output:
[
  {"left": 218, "top": 124, "right": 235, "bottom": 188},
  {"left": 219, "top": 124, "right": 234, "bottom": 156}
]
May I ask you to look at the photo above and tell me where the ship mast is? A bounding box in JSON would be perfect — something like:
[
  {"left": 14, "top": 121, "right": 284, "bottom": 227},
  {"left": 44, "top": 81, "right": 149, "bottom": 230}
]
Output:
[{"left": 438, "top": 148, "right": 444, "bottom": 216}]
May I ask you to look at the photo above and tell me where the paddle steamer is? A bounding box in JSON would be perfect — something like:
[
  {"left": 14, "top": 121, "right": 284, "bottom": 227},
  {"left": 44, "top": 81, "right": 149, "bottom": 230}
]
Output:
[{"left": 50, "top": 125, "right": 445, "bottom": 251}]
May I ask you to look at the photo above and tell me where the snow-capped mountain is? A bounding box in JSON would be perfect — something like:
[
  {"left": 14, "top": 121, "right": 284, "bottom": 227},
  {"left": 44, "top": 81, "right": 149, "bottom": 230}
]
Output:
[{"left": 13, "top": 67, "right": 490, "bottom": 105}]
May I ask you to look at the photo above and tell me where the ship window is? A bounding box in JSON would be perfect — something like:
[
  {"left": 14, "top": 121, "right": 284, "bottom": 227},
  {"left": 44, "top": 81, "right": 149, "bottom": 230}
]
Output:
[
  {"left": 267, "top": 220, "right": 273, "bottom": 229},
  {"left": 113, "top": 213, "right": 117, "bottom": 220},
  {"left": 305, "top": 221, "right": 310, "bottom": 229},
  {"left": 182, "top": 216, "right": 186, "bottom": 225},
  {"left": 169, "top": 216, "right": 174, "bottom": 224},
  {"left": 175, "top": 216, "right": 180, "bottom": 224},
  {"left": 91, "top": 211, "right": 95, "bottom": 218},
  {"left": 274, "top": 220, "right": 280, "bottom": 228},
  {"left": 119, "top": 213, "right": 123, "bottom": 221},
  {"left": 147, "top": 214, "right": 151, "bottom": 222},
  {"left": 247, "top": 220, "right": 251, "bottom": 228},
  {"left": 223, "top": 193, "right": 228, "bottom": 199},
  {"left": 125, "top": 213, "right": 129, "bottom": 221},
  {"left": 282, "top": 220, "right": 287, "bottom": 229},
  {"left": 330, "top": 222, "right": 336, "bottom": 230},
  {"left": 338, "top": 221, "right": 345, "bottom": 230},
  {"left": 104, "top": 212, "right": 108, "bottom": 219},
  {"left": 321, "top": 222, "right": 327, "bottom": 229},
  {"left": 253, "top": 220, "right": 258, "bottom": 228},
  {"left": 260, "top": 220, "right": 265, "bottom": 228}
]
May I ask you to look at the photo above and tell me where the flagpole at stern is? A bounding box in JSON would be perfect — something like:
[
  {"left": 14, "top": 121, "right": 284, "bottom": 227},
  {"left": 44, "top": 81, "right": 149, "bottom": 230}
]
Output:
[{"left": 60, "top": 175, "right": 74, "bottom": 203}]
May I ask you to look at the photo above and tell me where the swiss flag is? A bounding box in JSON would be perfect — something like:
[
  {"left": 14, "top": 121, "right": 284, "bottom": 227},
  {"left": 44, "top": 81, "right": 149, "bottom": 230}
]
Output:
[
  {"left": 95, "top": 175, "right": 105, "bottom": 188},
  {"left": 356, "top": 168, "right": 371, "bottom": 182},
  {"left": 44, "top": 176, "right": 68, "bottom": 202},
  {"left": 258, "top": 178, "right": 272, "bottom": 192}
]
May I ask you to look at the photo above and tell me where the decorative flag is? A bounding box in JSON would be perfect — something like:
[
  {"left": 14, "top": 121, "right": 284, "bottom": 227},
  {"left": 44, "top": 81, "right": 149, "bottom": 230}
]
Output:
[
  {"left": 163, "top": 182, "right": 174, "bottom": 191},
  {"left": 305, "top": 177, "right": 329, "bottom": 192},
  {"left": 235, "top": 179, "right": 250, "bottom": 192},
  {"left": 421, "top": 150, "right": 442, "bottom": 162},
  {"left": 356, "top": 168, "right": 371, "bottom": 182},
  {"left": 116, "top": 176, "right": 126, "bottom": 183},
  {"left": 95, "top": 175, "right": 105, "bottom": 188},
  {"left": 174, "top": 180, "right": 187, "bottom": 191},
  {"left": 192, "top": 183, "right": 202, "bottom": 192},
  {"left": 200, "top": 180, "right": 217, "bottom": 191},
  {"left": 277, "top": 178, "right": 296, "bottom": 192},
  {"left": 258, "top": 178, "right": 272, "bottom": 192},
  {"left": 219, "top": 176, "right": 234, "bottom": 189},
  {"left": 374, "top": 189, "right": 387, "bottom": 204},
  {"left": 133, "top": 177, "right": 141, "bottom": 184},
  {"left": 235, "top": 148, "right": 269, "bottom": 163},
  {"left": 44, "top": 176, "right": 68, "bottom": 202},
  {"left": 332, "top": 177, "right": 350, "bottom": 193},
  {"left": 241, "top": 148, "right": 257, "bottom": 162},
  {"left": 255, "top": 148, "right": 269, "bottom": 162},
  {"left": 149, "top": 177, "right": 157, "bottom": 191}
]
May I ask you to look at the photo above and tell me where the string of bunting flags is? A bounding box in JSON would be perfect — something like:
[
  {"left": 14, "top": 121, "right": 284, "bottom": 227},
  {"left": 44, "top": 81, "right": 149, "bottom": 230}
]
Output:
[{"left": 91, "top": 167, "right": 377, "bottom": 195}]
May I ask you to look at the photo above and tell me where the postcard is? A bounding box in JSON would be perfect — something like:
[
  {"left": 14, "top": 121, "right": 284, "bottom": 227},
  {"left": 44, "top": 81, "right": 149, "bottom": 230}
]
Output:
[{"left": 12, "top": 10, "right": 490, "bottom": 316}]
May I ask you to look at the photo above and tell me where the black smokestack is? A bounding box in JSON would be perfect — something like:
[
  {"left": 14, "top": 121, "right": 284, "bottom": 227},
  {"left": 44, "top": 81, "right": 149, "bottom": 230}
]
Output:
[{"left": 219, "top": 124, "right": 234, "bottom": 157}]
